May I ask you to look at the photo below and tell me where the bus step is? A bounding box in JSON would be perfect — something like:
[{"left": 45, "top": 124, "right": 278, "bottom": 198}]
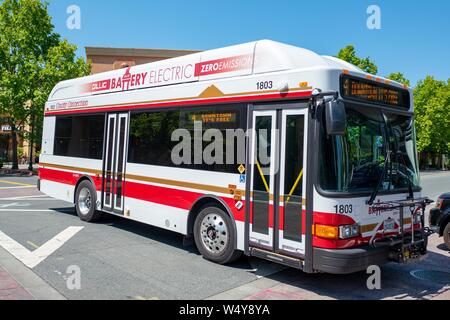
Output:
[{"left": 250, "top": 247, "right": 304, "bottom": 270}]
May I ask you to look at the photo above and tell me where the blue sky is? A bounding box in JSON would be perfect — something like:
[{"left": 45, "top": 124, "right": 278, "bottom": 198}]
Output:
[{"left": 47, "top": 0, "right": 449, "bottom": 86}]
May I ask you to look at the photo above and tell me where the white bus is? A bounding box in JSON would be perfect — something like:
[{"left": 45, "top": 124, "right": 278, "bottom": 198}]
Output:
[{"left": 39, "top": 40, "right": 432, "bottom": 274}]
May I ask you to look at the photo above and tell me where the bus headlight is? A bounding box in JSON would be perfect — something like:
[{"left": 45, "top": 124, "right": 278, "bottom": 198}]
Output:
[{"left": 339, "top": 224, "right": 360, "bottom": 239}]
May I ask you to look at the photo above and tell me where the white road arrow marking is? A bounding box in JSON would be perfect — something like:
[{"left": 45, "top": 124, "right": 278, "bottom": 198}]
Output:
[{"left": 0, "top": 226, "right": 84, "bottom": 268}]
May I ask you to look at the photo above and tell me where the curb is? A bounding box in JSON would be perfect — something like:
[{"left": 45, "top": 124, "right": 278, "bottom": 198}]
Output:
[
  {"left": 0, "top": 246, "right": 66, "bottom": 300},
  {"left": 0, "top": 170, "right": 38, "bottom": 176}
]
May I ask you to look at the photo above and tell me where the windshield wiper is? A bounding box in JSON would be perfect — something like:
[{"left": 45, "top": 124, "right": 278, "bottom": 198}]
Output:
[
  {"left": 390, "top": 120, "right": 414, "bottom": 200},
  {"left": 367, "top": 111, "right": 389, "bottom": 206},
  {"left": 395, "top": 150, "right": 414, "bottom": 200},
  {"left": 367, "top": 151, "right": 390, "bottom": 205}
]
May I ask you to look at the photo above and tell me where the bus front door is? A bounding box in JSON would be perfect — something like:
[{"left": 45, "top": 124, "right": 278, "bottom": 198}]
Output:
[
  {"left": 248, "top": 107, "right": 307, "bottom": 259},
  {"left": 102, "top": 113, "right": 129, "bottom": 215}
]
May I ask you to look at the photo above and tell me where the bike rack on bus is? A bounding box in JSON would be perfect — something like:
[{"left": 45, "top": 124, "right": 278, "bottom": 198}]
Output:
[{"left": 367, "top": 197, "right": 434, "bottom": 262}]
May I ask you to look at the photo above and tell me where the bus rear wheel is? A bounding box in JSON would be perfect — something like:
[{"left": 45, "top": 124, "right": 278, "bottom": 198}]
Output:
[
  {"left": 75, "top": 180, "right": 103, "bottom": 222},
  {"left": 194, "top": 204, "right": 241, "bottom": 264}
]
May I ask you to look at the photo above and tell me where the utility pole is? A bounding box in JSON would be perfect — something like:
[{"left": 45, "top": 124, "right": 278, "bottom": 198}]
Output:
[{"left": 27, "top": 101, "right": 34, "bottom": 172}]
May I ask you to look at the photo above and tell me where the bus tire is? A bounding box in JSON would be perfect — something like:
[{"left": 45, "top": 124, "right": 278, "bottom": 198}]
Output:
[
  {"left": 193, "top": 204, "right": 241, "bottom": 264},
  {"left": 75, "top": 180, "right": 103, "bottom": 222}
]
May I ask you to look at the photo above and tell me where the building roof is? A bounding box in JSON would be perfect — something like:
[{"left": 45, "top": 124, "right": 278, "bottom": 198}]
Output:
[{"left": 85, "top": 47, "right": 200, "bottom": 59}]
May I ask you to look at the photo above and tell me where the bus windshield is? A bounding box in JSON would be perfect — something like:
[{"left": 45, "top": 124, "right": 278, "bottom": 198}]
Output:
[{"left": 319, "top": 104, "right": 420, "bottom": 194}]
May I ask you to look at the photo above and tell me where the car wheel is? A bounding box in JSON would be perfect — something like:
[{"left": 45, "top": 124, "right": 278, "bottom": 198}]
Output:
[
  {"left": 194, "top": 204, "right": 241, "bottom": 264},
  {"left": 75, "top": 180, "right": 103, "bottom": 222},
  {"left": 444, "top": 223, "right": 450, "bottom": 251}
]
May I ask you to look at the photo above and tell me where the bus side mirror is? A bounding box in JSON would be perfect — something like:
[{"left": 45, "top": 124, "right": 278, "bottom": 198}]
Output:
[{"left": 325, "top": 100, "right": 346, "bottom": 136}]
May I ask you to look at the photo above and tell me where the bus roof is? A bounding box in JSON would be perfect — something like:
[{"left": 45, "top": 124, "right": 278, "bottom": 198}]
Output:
[{"left": 48, "top": 40, "right": 404, "bottom": 102}]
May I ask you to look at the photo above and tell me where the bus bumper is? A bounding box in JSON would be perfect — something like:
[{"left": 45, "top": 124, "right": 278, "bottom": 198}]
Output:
[
  {"left": 313, "top": 230, "right": 430, "bottom": 274},
  {"left": 313, "top": 245, "right": 390, "bottom": 274}
]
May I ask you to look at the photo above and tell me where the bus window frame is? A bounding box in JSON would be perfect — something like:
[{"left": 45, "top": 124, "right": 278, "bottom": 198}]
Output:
[
  {"left": 126, "top": 103, "right": 248, "bottom": 173},
  {"left": 53, "top": 112, "right": 107, "bottom": 160}
]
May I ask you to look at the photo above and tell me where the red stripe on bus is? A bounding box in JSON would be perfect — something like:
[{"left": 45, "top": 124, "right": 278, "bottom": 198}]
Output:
[
  {"left": 124, "top": 180, "right": 201, "bottom": 210},
  {"left": 278, "top": 206, "right": 307, "bottom": 234},
  {"left": 39, "top": 168, "right": 245, "bottom": 222},
  {"left": 39, "top": 168, "right": 102, "bottom": 191},
  {"left": 44, "top": 90, "right": 313, "bottom": 116},
  {"left": 126, "top": 181, "right": 246, "bottom": 222}
]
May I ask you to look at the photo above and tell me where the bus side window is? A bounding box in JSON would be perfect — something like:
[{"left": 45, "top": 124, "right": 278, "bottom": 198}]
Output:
[{"left": 54, "top": 114, "right": 105, "bottom": 160}]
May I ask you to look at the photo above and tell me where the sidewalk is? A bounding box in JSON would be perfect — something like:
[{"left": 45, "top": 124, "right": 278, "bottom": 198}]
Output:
[
  {"left": 0, "top": 163, "right": 38, "bottom": 176},
  {"left": 0, "top": 247, "right": 65, "bottom": 300},
  {"left": 0, "top": 267, "right": 34, "bottom": 300}
]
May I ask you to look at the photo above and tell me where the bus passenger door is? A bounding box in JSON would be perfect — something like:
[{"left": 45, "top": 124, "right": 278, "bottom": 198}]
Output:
[
  {"left": 248, "top": 107, "right": 307, "bottom": 258},
  {"left": 102, "top": 113, "right": 129, "bottom": 215},
  {"left": 277, "top": 109, "right": 307, "bottom": 257},
  {"left": 249, "top": 111, "right": 277, "bottom": 250}
]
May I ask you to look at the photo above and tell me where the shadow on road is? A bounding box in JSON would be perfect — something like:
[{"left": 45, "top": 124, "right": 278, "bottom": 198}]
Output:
[
  {"left": 50, "top": 207, "right": 200, "bottom": 256},
  {"left": 48, "top": 206, "right": 276, "bottom": 274}
]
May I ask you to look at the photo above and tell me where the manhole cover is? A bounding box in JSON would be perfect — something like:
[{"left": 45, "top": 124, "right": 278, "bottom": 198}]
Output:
[{"left": 410, "top": 270, "right": 450, "bottom": 285}]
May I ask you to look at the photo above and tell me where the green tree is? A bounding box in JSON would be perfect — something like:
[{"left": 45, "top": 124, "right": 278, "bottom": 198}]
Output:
[
  {"left": 337, "top": 45, "right": 378, "bottom": 74},
  {"left": 0, "top": 0, "right": 89, "bottom": 169},
  {"left": 387, "top": 72, "right": 411, "bottom": 87},
  {"left": 414, "top": 76, "right": 450, "bottom": 169},
  {"left": 29, "top": 40, "right": 90, "bottom": 159}
]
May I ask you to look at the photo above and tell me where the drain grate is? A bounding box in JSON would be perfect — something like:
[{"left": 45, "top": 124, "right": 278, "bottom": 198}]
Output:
[{"left": 410, "top": 270, "right": 450, "bottom": 285}]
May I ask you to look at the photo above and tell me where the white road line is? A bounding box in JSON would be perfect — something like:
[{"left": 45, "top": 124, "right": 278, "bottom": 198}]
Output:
[
  {"left": 0, "top": 202, "right": 30, "bottom": 208},
  {"left": 0, "top": 199, "right": 61, "bottom": 201},
  {"left": 0, "top": 186, "right": 36, "bottom": 189},
  {"left": 0, "top": 209, "right": 54, "bottom": 212},
  {"left": 0, "top": 226, "right": 84, "bottom": 268},
  {"left": 0, "top": 195, "right": 50, "bottom": 200},
  {"left": 0, "top": 209, "right": 73, "bottom": 212}
]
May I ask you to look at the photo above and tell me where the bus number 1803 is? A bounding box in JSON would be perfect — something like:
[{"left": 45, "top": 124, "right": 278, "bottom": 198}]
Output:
[
  {"left": 334, "top": 204, "right": 353, "bottom": 214},
  {"left": 257, "top": 81, "right": 273, "bottom": 90}
]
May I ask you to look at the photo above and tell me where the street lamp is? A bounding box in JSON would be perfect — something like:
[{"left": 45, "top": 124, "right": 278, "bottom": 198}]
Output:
[{"left": 25, "top": 100, "right": 34, "bottom": 172}]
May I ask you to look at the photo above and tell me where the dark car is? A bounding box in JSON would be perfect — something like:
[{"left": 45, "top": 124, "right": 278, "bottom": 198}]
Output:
[{"left": 429, "top": 193, "right": 450, "bottom": 250}]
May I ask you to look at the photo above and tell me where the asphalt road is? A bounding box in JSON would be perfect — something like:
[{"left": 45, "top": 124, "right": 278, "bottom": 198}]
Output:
[
  {"left": 0, "top": 172, "right": 449, "bottom": 300},
  {"left": 420, "top": 171, "right": 450, "bottom": 202}
]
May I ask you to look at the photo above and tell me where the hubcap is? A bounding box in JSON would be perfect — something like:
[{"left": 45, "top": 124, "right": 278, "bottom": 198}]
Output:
[
  {"left": 78, "top": 188, "right": 92, "bottom": 215},
  {"left": 200, "top": 213, "right": 228, "bottom": 254}
]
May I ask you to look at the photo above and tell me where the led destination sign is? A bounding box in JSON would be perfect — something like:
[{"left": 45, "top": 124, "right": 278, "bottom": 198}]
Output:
[{"left": 341, "top": 75, "right": 410, "bottom": 108}]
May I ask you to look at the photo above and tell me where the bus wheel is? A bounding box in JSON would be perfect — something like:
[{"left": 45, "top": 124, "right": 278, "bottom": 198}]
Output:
[
  {"left": 193, "top": 204, "right": 241, "bottom": 264},
  {"left": 75, "top": 180, "right": 103, "bottom": 222}
]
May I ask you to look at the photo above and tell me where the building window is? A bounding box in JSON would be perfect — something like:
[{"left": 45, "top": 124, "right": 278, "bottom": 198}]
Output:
[
  {"left": 128, "top": 105, "right": 246, "bottom": 173},
  {"left": 54, "top": 115, "right": 105, "bottom": 159}
]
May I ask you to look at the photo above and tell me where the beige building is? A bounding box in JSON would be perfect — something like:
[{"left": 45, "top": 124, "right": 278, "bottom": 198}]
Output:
[{"left": 85, "top": 47, "right": 200, "bottom": 74}]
